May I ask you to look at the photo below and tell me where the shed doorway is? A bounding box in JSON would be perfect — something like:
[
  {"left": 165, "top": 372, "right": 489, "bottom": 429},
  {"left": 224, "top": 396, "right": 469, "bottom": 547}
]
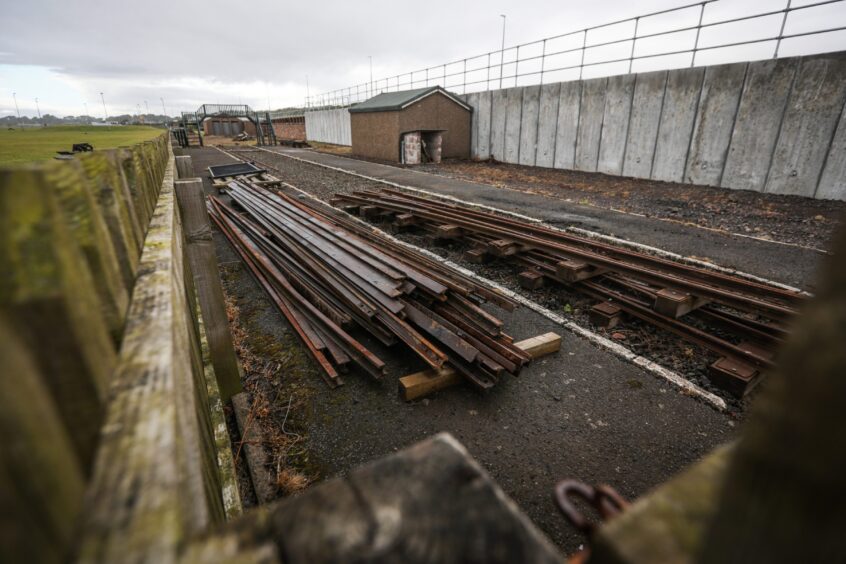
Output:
[{"left": 401, "top": 130, "right": 444, "bottom": 164}]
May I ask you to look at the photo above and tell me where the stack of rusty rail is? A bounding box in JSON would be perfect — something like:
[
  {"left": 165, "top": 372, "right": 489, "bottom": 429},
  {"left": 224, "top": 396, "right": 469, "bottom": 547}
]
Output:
[
  {"left": 331, "top": 189, "right": 805, "bottom": 396},
  {"left": 207, "top": 180, "right": 529, "bottom": 388}
]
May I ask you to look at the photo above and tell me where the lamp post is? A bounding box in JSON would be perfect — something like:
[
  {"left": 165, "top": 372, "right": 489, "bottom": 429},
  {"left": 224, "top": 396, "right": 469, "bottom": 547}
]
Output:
[
  {"left": 35, "top": 97, "right": 42, "bottom": 124},
  {"left": 499, "top": 14, "right": 507, "bottom": 89},
  {"left": 100, "top": 92, "right": 108, "bottom": 122},
  {"left": 12, "top": 92, "right": 20, "bottom": 124},
  {"left": 160, "top": 97, "right": 167, "bottom": 118},
  {"left": 369, "top": 56, "right": 373, "bottom": 98}
]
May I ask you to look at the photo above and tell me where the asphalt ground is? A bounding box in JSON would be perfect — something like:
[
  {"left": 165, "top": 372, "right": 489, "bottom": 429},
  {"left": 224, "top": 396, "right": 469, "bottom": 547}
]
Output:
[{"left": 186, "top": 146, "right": 736, "bottom": 552}]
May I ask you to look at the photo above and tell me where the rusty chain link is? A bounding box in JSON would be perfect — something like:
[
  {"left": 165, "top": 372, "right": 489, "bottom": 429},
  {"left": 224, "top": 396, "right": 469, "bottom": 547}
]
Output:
[{"left": 554, "top": 480, "right": 630, "bottom": 536}]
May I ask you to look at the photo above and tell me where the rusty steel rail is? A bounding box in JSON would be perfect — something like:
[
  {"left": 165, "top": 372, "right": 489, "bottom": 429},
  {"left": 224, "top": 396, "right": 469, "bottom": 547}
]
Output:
[
  {"left": 335, "top": 190, "right": 802, "bottom": 319},
  {"left": 208, "top": 178, "right": 530, "bottom": 389}
]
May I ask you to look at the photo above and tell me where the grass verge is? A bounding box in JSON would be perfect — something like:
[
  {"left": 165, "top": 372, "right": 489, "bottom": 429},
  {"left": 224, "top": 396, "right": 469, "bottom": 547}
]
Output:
[{"left": 0, "top": 125, "right": 163, "bottom": 165}]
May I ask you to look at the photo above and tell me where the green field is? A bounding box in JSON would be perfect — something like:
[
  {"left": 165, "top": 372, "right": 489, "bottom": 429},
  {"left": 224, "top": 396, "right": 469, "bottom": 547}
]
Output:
[{"left": 0, "top": 125, "right": 163, "bottom": 165}]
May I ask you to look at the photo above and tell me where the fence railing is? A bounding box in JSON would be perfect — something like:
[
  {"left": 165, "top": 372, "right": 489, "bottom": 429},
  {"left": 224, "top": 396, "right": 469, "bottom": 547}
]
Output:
[{"left": 306, "top": 0, "right": 846, "bottom": 109}]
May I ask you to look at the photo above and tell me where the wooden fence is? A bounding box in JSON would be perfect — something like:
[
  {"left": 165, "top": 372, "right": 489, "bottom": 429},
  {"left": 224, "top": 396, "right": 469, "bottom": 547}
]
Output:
[{"left": 0, "top": 133, "right": 241, "bottom": 563}]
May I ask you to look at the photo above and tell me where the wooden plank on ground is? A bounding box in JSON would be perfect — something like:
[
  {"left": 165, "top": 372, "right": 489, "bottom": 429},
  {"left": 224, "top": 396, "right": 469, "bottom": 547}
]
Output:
[
  {"left": 399, "top": 332, "right": 562, "bottom": 401},
  {"left": 175, "top": 177, "right": 243, "bottom": 401}
]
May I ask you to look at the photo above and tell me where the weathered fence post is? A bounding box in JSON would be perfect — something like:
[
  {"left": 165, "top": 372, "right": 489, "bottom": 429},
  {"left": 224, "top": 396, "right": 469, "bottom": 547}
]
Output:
[
  {"left": 174, "top": 173, "right": 242, "bottom": 400},
  {"left": 175, "top": 155, "right": 195, "bottom": 180}
]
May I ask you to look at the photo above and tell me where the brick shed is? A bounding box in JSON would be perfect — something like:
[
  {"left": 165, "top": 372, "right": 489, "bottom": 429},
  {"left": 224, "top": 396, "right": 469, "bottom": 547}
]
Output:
[{"left": 349, "top": 86, "right": 472, "bottom": 164}]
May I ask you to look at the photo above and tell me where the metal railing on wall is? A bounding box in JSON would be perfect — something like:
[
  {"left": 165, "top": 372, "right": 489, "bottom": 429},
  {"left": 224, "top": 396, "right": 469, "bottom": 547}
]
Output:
[{"left": 306, "top": 0, "right": 846, "bottom": 109}]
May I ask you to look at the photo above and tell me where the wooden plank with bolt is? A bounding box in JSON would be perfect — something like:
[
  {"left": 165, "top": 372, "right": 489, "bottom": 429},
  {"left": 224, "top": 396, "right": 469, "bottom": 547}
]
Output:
[
  {"left": 518, "top": 270, "right": 545, "bottom": 290},
  {"left": 556, "top": 259, "right": 606, "bottom": 283},
  {"left": 464, "top": 248, "right": 491, "bottom": 263},
  {"left": 589, "top": 301, "right": 623, "bottom": 329}
]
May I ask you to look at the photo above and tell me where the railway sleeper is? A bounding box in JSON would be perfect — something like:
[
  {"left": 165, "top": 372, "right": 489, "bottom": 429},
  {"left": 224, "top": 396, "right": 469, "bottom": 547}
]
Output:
[
  {"left": 487, "top": 239, "right": 521, "bottom": 257},
  {"left": 556, "top": 259, "right": 607, "bottom": 283},
  {"left": 589, "top": 301, "right": 623, "bottom": 329},
  {"left": 464, "top": 248, "right": 492, "bottom": 264},
  {"left": 518, "top": 270, "right": 546, "bottom": 290},
  {"left": 433, "top": 224, "right": 463, "bottom": 240},
  {"left": 654, "top": 288, "right": 711, "bottom": 319},
  {"left": 708, "top": 341, "right": 774, "bottom": 396}
]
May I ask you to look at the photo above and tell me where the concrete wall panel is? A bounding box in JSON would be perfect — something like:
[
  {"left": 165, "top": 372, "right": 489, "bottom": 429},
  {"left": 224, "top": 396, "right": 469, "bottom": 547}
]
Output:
[
  {"left": 490, "top": 89, "right": 508, "bottom": 161},
  {"left": 652, "top": 67, "right": 705, "bottom": 182},
  {"left": 305, "top": 109, "right": 352, "bottom": 146},
  {"left": 685, "top": 63, "right": 747, "bottom": 186},
  {"left": 766, "top": 53, "right": 846, "bottom": 197},
  {"left": 597, "top": 74, "right": 636, "bottom": 175},
  {"left": 817, "top": 105, "right": 846, "bottom": 200},
  {"left": 401, "top": 51, "right": 846, "bottom": 199},
  {"left": 519, "top": 85, "right": 541, "bottom": 166},
  {"left": 721, "top": 58, "right": 797, "bottom": 192},
  {"left": 536, "top": 83, "right": 561, "bottom": 168},
  {"left": 504, "top": 87, "right": 524, "bottom": 163},
  {"left": 475, "top": 91, "right": 493, "bottom": 160},
  {"left": 623, "top": 71, "right": 667, "bottom": 178},
  {"left": 553, "top": 81, "right": 582, "bottom": 170},
  {"left": 575, "top": 78, "right": 607, "bottom": 172},
  {"left": 463, "top": 93, "right": 479, "bottom": 159}
]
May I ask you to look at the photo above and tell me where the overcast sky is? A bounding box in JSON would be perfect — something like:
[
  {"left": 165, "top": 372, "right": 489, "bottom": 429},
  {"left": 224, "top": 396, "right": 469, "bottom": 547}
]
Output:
[{"left": 1, "top": 0, "right": 844, "bottom": 118}]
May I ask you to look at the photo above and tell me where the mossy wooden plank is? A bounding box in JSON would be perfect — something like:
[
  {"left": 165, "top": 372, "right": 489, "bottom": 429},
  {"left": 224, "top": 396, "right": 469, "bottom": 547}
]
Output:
[
  {"left": 0, "top": 314, "right": 86, "bottom": 564},
  {"left": 120, "top": 147, "right": 154, "bottom": 230},
  {"left": 700, "top": 222, "right": 846, "bottom": 563},
  {"left": 105, "top": 149, "right": 145, "bottom": 246},
  {"left": 590, "top": 444, "right": 733, "bottom": 564},
  {"left": 79, "top": 150, "right": 145, "bottom": 275},
  {"left": 42, "top": 158, "right": 130, "bottom": 342},
  {"left": 172, "top": 201, "right": 227, "bottom": 529},
  {"left": 197, "top": 296, "right": 243, "bottom": 520},
  {"left": 196, "top": 433, "right": 563, "bottom": 563},
  {"left": 77, "top": 153, "right": 224, "bottom": 563},
  {"left": 0, "top": 167, "right": 115, "bottom": 470}
]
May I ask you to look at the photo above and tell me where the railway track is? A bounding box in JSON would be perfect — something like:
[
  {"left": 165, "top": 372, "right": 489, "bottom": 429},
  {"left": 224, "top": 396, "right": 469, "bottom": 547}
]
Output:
[{"left": 328, "top": 189, "right": 804, "bottom": 396}]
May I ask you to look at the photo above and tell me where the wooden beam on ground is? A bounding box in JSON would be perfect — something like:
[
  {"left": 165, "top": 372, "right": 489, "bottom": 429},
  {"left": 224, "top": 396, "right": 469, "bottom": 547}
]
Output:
[
  {"left": 232, "top": 393, "right": 278, "bottom": 504},
  {"left": 175, "top": 178, "right": 243, "bottom": 400},
  {"left": 399, "top": 332, "right": 562, "bottom": 401}
]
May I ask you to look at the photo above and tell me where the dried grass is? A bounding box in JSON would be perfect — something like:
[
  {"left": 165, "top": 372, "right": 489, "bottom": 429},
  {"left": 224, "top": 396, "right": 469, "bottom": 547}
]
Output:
[{"left": 225, "top": 293, "right": 313, "bottom": 498}]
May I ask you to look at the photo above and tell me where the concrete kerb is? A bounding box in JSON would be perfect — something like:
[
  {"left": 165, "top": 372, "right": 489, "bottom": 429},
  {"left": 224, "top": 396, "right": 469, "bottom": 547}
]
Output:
[{"left": 215, "top": 145, "right": 728, "bottom": 410}]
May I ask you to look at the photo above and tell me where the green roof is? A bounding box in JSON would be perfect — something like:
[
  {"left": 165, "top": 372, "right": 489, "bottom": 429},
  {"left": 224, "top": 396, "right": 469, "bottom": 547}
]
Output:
[{"left": 348, "top": 86, "right": 472, "bottom": 113}]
